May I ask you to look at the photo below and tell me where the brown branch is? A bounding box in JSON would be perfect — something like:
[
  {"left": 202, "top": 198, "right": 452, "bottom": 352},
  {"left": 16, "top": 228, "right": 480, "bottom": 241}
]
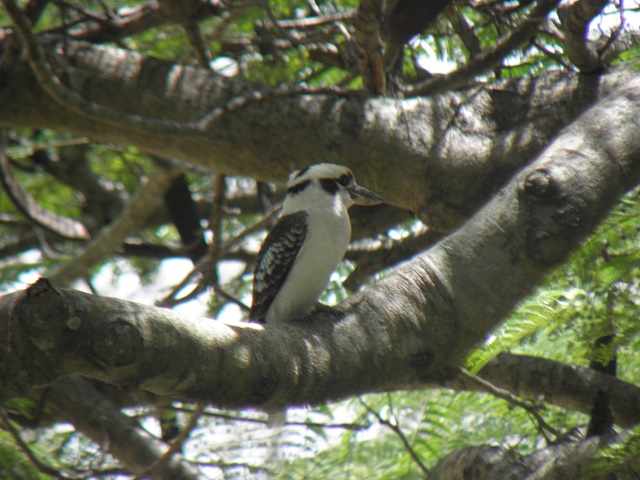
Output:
[
  {"left": 458, "top": 368, "right": 561, "bottom": 438},
  {"left": 404, "top": 0, "right": 561, "bottom": 97},
  {"left": 359, "top": 397, "right": 430, "bottom": 475},
  {"left": 23, "top": 0, "right": 50, "bottom": 25},
  {"left": 0, "top": 152, "right": 90, "bottom": 240},
  {"left": 344, "top": 226, "right": 443, "bottom": 291},
  {"left": 157, "top": 204, "right": 281, "bottom": 308},
  {"left": 205, "top": 174, "right": 228, "bottom": 287},
  {"left": 135, "top": 403, "right": 206, "bottom": 480},
  {"left": 47, "top": 165, "right": 182, "bottom": 287},
  {"left": 557, "top": 0, "right": 610, "bottom": 72},
  {"left": 259, "top": 10, "right": 356, "bottom": 30},
  {"left": 45, "top": 377, "right": 202, "bottom": 479},
  {"left": 532, "top": 38, "right": 576, "bottom": 70},
  {"left": 262, "top": 0, "right": 301, "bottom": 45},
  {"left": 184, "top": 20, "right": 213, "bottom": 66},
  {"left": 1, "top": 0, "right": 226, "bottom": 135},
  {"left": 449, "top": 9, "right": 482, "bottom": 57},
  {"left": 71, "top": 2, "right": 165, "bottom": 41},
  {"left": 354, "top": 0, "right": 386, "bottom": 94},
  {"left": 202, "top": 175, "right": 249, "bottom": 312},
  {"left": 171, "top": 404, "right": 371, "bottom": 430}
]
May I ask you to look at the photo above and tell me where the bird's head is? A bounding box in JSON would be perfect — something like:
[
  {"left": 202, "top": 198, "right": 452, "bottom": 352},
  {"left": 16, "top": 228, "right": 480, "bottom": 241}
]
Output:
[{"left": 283, "top": 163, "right": 383, "bottom": 214}]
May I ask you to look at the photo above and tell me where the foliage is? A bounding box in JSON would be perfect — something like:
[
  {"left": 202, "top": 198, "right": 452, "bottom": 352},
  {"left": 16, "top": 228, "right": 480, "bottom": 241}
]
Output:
[
  {"left": 581, "top": 424, "right": 640, "bottom": 479},
  {"left": 467, "top": 185, "right": 640, "bottom": 376},
  {"left": 0, "top": 430, "right": 48, "bottom": 480},
  {"left": 287, "top": 185, "right": 640, "bottom": 476}
]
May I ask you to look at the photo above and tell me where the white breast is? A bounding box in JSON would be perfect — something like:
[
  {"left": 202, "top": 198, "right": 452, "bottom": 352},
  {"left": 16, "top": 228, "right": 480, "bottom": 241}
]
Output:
[{"left": 265, "top": 203, "right": 351, "bottom": 324}]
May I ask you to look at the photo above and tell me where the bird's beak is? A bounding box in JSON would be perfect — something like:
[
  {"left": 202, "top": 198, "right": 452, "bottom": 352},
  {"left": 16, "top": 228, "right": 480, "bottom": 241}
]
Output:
[{"left": 348, "top": 184, "right": 384, "bottom": 206}]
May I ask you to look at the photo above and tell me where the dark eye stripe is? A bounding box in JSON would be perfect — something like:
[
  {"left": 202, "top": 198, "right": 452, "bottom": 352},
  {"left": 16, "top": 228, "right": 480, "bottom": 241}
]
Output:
[
  {"left": 320, "top": 178, "right": 339, "bottom": 195},
  {"left": 287, "top": 179, "right": 310, "bottom": 195}
]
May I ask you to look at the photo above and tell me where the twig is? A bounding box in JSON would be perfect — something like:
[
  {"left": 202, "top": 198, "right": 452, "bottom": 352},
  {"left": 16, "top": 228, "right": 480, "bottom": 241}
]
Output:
[
  {"left": 532, "top": 39, "right": 575, "bottom": 70},
  {"left": 48, "top": 165, "right": 182, "bottom": 287},
  {"left": 215, "top": 287, "right": 251, "bottom": 311},
  {"left": 2, "top": 0, "right": 208, "bottom": 135},
  {"left": 170, "top": 405, "right": 371, "bottom": 431},
  {"left": 184, "top": 20, "right": 212, "bottom": 66},
  {"left": 204, "top": 174, "right": 227, "bottom": 288},
  {"left": 404, "top": 0, "right": 561, "bottom": 97},
  {"left": 263, "top": 0, "right": 300, "bottom": 45},
  {"left": 450, "top": 9, "right": 482, "bottom": 57},
  {"left": 134, "top": 403, "right": 206, "bottom": 480},
  {"left": 459, "top": 368, "right": 561, "bottom": 438},
  {"left": 0, "top": 408, "right": 72, "bottom": 480},
  {"left": 55, "top": 2, "right": 167, "bottom": 43},
  {"left": 264, "top": 10, "right": 355, "bottom": 29},
  {"left": 220, "top": 203, "right": 282, "bottom": 254},
  {"left": 157, "top": 204, "right": 281, "bottom": 308},
  {"left": 358, "top": 397, "right": 430, "bottom": 475}
]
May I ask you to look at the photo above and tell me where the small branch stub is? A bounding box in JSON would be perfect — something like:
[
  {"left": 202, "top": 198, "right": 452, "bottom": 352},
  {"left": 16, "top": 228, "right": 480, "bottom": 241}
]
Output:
[
  {"left": 520, "top": 168, "right": 578, "bottom": 264},
  {"left": 15, "top": 278, "right": 65, "bottom": 350},
  {"left": 522, "top": 168, "right": 557, "bottom": 200}
]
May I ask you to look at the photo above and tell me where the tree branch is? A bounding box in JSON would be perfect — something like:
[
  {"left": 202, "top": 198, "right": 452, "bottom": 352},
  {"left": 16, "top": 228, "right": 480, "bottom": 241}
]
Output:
[
  {"left": 458, "top": 368, "right": 561, "bottom": 438},
  {"left": 1, "top": 37, "right": 638, "bottom": 227},
  {"left": 0, "top": 408, "right": 71, "bottom": 479},
  {"left": 558, "top": 0, "right": 610, "bottom": 72},
  {"left": 359, "top": 398, "right": 430, "bottom": 474},
  {"left": 404, "top": 0, "right": 562, "bottom": 97},
  {"left": 46, "top": 377, "right": 202, "bottom": 479},
  {"left": 355, "top": 0, "right": 385, "bottom": 94},
  {"left": 135, "top": 403, "right": 206, "bottom": 480},
  {"left": 468, "top": 353, "right": 640, "bottom": 428},
  {"left": 48, "top": 165, "right": 182, "bottom": 287},
  {"left": 2, "top": 73, "right": 640, "bottom": 418},
  {"left": 2, "top": 0, "right": 214, "bottom": 135},
  {"left": 426, "top": 434, "right": 616, "bottom": 480}
]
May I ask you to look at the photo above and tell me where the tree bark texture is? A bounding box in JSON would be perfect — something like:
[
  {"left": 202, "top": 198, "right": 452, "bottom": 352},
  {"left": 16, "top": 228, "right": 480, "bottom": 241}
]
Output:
[
  {"left": 0, "top": 39, "right": 637, "bottom": 229},
  {"left": 2, "top": 73, "right": 640, "bottom": 418}
]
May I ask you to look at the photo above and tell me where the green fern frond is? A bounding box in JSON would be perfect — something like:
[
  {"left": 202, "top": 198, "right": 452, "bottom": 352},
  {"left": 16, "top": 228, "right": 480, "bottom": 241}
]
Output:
[
  {"left": 466, "top": 288, "right": 585, "bottom": 373},
  {"left": 580, "top": 425, "right": 640, "bottom": 479},
  {"left": 594, "top": 252, "right": 640, "bottom": 286}
]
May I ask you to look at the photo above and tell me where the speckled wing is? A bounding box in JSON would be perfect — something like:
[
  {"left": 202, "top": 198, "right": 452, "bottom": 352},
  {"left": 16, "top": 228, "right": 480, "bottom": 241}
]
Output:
[{"left": 249, "top": 211, "right": 308, "bottom": 323}]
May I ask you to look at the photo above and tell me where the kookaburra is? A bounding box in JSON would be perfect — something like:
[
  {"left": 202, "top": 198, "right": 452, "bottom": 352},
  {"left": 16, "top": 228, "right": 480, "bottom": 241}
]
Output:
[{"left": 250, "top": 163, "right": 384, "bottom": 324}]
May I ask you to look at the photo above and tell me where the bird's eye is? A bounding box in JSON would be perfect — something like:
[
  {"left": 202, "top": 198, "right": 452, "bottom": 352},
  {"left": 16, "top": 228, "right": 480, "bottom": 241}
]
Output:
[{"left": 338, "top": 174, "right": 351, "bottom": 186}]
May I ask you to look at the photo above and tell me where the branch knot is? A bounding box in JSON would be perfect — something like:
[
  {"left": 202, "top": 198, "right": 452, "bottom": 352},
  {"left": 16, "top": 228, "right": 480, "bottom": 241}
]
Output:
[{"left": 522, "top": 168, "right": 557, "bottom": 200}]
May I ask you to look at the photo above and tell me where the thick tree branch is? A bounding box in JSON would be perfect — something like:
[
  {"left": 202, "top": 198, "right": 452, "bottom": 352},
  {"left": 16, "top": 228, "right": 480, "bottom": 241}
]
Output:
[
  {"left": 2, "top": 75, "right": 640, "bottom": 420},
  {"left": 3, "top": 0, "right": 198, "bottom": 134},
  {"left": 470, "top": 353, "right": 640, "bottom": 428},
  {"left": 426, "top": 434, "right": 618, "bottom": 480},
  {"left": 1, "top": 37, "right": 638, "bottom": 229}
]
